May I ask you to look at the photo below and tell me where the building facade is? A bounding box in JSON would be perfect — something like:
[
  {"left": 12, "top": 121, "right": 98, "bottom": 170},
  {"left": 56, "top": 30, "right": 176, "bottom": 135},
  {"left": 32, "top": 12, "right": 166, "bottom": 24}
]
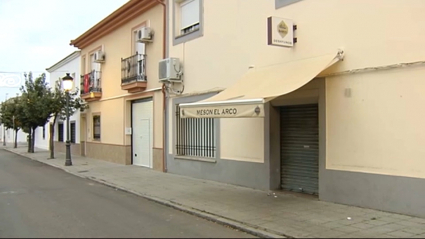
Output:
[
  {"left": 37, "top": 51, "right": 82, "bottom": 153},
  {"left": 165, "top": 0, "right": 425, "bottom": 217},
  {"left": 70, "top": 0, "right": 165, "bottom": 170},
  {"left": 1, "top": 96, "right": 28, "bottom": 146}
]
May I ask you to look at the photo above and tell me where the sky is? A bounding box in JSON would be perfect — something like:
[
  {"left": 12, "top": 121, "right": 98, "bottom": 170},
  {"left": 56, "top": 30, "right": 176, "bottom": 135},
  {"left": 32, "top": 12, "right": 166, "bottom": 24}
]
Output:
[{"left": 0, "top": 0, "right": 129, "bottom": 101}]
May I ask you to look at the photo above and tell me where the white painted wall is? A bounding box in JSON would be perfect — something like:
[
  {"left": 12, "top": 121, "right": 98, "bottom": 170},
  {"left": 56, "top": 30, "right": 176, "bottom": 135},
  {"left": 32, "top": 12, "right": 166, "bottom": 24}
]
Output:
[
  {"left": 35, "top": 53, "right": 81, "bottom": 150},
  {"left": 0, "top": 125, "right": 28, "bottom": 145}
]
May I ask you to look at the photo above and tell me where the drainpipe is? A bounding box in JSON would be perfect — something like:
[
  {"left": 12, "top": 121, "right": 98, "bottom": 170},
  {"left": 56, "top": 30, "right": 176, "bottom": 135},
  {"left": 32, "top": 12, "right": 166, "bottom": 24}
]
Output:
[{"left": 157, "top": 0, "right": 167, "bottom": 172}]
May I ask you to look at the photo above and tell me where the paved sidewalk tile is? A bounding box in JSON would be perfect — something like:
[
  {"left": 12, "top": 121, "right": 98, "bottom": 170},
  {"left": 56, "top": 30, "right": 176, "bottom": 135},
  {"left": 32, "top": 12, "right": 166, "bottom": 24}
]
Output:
[
  {"left": 385, "top": 230, "right": 416, "bottom": 238},
  {"left": 4, "top": 146, "right": 425, "bottom": 239}
]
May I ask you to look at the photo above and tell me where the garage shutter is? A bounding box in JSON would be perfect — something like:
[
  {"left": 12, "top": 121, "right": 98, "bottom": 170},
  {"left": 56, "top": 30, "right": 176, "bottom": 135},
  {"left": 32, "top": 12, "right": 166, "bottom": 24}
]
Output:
[{"left": 280, "top": 104, "right": 319, "bottom": 195}]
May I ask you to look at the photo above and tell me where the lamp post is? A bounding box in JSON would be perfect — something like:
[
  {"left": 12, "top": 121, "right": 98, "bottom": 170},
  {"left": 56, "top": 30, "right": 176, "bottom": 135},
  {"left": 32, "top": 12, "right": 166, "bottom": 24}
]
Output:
[
  {"left": 3, "top": 93, "right": 8, "bottom": 146},
  {"left": 62, "top": 73, "right": 74, "bottom": 166},
  {"left": 12, "top": 115, "right": 15, "bottom": 148}
]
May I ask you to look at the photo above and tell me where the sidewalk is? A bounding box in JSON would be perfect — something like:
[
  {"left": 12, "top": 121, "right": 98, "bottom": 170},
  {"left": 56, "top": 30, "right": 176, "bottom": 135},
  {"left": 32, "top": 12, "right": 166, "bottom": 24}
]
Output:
[{"left": 3, "top": 146, "right": 425, "bottom": 238}]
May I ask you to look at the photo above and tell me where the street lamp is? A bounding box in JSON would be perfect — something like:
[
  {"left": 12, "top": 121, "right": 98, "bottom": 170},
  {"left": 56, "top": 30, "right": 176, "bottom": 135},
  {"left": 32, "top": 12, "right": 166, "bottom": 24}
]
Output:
[{"left": 62, "top": 73, "right": 73, "bottom": 166}]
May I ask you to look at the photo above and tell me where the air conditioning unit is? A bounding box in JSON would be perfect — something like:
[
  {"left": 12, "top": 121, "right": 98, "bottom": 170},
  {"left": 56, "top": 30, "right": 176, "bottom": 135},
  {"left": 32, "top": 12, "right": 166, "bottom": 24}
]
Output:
[
  {"left": 137, "top": 27, "right": 153, "bottom": 43},
  {"left": 94, "top": 50, "right": 105, "bottom": 63},
  {"left": 158, "top": 58, "right": 181, "bottom": 83}
]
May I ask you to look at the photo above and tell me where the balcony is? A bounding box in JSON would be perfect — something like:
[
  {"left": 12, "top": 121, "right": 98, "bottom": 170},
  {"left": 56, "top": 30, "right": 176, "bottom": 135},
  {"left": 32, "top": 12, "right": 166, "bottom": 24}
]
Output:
[
  {"left": 121, "top": 52, "right": 147, "bottom": 93},
  {"left": 80, "top": 71, "right": 102, "bottom": 102}
]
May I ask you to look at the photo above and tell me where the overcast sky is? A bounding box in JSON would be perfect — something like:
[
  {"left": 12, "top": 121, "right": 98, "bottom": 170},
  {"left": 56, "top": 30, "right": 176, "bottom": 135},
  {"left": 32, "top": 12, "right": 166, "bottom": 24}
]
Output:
[{"left": 0, "top": 0, "right": 128, "bottom": 100}]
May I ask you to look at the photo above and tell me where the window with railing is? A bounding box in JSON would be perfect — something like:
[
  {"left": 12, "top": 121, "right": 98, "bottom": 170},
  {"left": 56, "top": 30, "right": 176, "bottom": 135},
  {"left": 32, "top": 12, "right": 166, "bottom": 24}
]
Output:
[
  {"left": 80, "top": 70, "right": 102, "bottom": 95},
  {"left": 121, "top": 52, "right": 146, "bottom": 84},
  {"left": 175, "top": 104, "right": 216, "bottom": 158}
]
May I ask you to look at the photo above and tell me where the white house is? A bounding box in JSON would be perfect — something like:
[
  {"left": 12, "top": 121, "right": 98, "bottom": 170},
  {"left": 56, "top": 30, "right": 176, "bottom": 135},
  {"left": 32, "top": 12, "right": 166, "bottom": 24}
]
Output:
[
  {"left": 35, "top": 51, "right": 81, "bottom": 154},
  {"left": 0, "top": 91, "right": 29, "bottom": 146}
]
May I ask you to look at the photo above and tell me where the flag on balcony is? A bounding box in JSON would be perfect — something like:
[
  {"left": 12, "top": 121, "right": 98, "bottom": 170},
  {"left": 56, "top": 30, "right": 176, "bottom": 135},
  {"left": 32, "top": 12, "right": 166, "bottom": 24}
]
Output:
[{"left": 84, "top": 74, "right": 90, "bottom": 93}]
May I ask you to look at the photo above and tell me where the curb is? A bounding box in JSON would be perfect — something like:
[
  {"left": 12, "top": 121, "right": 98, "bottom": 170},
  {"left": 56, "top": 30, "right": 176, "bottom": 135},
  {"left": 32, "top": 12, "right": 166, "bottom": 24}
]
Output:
[{"left": 3, "top": 148, "right": 290, "bottom": 238}]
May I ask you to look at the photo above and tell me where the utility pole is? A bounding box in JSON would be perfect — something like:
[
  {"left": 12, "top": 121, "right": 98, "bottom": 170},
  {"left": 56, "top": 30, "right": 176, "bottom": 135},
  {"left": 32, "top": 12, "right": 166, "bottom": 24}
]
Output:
[
  {"left": 3, "top": 93, "right": 8, "bottom": 146},
  {"left": 12, "top": 115, "right": 15, "bottom": 147}
]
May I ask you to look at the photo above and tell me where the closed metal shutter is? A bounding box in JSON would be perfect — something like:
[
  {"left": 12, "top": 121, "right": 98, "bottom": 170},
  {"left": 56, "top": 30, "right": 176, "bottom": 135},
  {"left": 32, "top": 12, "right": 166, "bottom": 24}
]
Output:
[{"left": 280, "top": 104, "right": 319, "bottom": 195}]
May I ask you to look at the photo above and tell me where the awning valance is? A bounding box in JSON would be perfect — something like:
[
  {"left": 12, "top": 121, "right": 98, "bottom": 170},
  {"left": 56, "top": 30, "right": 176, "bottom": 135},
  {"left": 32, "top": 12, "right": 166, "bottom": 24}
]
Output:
[{"left": 180, "top": 50, "right": 344, "bottom": 118}]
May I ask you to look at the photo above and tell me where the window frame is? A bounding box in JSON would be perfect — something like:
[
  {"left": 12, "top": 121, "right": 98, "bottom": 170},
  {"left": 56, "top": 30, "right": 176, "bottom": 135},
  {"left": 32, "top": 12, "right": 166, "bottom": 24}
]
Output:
[
  {"left": 42, "top": 125, "right": 46, "bottom": 140},
  {"left": 275, "top": 0, "right": 302, "bottom": 9},
  {"left": 175, "top": 104, "right": 217, "bottom": 158},
  {"left": 70, "top": 121, "right": 76, "bottom": 144},
  {"left": 172, "top": 93, "right": 220, "bottom": 161},
  {"left": 173, "top": 0, "right": 204, "bottom": 45},
  {"left": 58, "top": 122, "right": 64, "bottom": 142},
  {"left": 93, "top": 115, "right": 101, "bottom": 141}
]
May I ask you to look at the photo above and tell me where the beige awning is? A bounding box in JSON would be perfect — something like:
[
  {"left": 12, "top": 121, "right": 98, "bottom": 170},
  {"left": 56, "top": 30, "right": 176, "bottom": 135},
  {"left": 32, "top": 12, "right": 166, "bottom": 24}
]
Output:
[{"left": 180, "top": 50, "right": 344, "bottom": 118}]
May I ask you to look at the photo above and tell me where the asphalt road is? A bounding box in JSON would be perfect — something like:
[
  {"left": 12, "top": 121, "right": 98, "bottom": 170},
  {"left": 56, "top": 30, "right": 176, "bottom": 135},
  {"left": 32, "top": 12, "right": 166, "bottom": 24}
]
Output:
[{"left": 0, "top": 149, "right": 255, "bottom": 238}]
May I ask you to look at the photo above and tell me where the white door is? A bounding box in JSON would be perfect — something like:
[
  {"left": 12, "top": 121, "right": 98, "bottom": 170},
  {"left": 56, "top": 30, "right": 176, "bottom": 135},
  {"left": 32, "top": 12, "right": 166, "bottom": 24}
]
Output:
[{"left": 132, "top": 100, "right": 153, "bottom": 168}]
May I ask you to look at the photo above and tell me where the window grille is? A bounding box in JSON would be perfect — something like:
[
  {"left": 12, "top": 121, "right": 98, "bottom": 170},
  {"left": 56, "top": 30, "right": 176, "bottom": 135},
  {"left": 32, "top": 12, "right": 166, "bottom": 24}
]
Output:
[{"left": 175, "top": 104, "right": 216, "bottom": 158}]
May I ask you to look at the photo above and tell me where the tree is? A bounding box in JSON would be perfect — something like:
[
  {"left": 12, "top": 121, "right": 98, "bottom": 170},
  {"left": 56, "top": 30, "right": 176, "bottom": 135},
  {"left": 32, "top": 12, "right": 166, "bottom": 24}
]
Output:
[
  {"left": 20, "top": 72, "right": 53, "bottom": 153},
  {"left": 48, "top": 80, "right": 86, "bottom": 159},
  {"left": 0, "top": 96, "right": 24, "bottom": 148}
]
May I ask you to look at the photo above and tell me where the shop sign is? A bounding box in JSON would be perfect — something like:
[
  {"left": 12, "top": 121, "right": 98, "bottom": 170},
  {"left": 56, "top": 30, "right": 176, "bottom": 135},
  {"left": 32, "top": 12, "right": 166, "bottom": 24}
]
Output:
[{"left": 267, "top": 16, "right": 296, "bottom": 47}]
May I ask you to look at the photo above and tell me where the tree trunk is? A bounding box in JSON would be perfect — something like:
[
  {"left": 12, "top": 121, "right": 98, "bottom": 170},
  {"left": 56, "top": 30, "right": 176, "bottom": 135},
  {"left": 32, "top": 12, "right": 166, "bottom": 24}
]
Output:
[
  {"left": 14, "top": 129, "right": 18, "bottom": 148},
  {"left": 30, "top": 127, "right": 36, "bottom": 153},
  {"left": 27, "top": 130, "right": 31, "bottom": 153},
  {"left": 49, "top": 122, "right": 55, "bottom": 159},
  {"left": 49, "top": 115, "right": 58, "bottom": 159}
]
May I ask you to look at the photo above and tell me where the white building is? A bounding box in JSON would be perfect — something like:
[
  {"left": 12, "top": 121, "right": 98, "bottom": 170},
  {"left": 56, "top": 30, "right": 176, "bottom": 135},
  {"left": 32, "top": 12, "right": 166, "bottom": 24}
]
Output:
[
  {"left": 35, "top": 51, "right": 81, "bottom": 154},
  {"left": 0, "top": 92, "right": 29, "bottom": 147},
  {"left": 0, "top": 124, "right": 28, "bottom": 146}
]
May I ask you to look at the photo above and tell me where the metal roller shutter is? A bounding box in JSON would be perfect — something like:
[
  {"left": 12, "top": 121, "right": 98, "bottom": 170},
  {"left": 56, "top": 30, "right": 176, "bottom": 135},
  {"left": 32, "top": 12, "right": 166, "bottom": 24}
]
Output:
[{"left": 280, "top": 104, "right": 319, "bottom": 195}]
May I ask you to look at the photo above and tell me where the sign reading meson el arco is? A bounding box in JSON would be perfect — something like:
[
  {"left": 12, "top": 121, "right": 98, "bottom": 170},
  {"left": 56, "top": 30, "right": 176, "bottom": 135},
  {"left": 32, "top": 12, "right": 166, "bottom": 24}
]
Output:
[
  {"left": 267, "top": 16, "right": 296, "bottom": 47},
  {"left": 196, "top": 108, "right": 238, "bottom": 116},
  {"left": 180, "top": 104, "right": 265, "bottom": 118}
]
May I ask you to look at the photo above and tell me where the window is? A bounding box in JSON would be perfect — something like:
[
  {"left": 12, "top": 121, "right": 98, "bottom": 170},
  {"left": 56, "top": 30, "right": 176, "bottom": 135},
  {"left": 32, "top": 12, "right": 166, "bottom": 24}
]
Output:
[
  {"left": 134, "top": 30, "right": 146, "bottom": 55},
  {"left": 70, "top": 122, "right": 76, "bottom": 144},
  {"left": 174, "top": 0, "right": 203, "bottom": 45},
  {"left": 93, "top": 115, "right": 101, "bottom": 140},
  {"left": 58, "top": 122, "right": 64, "bottom": 142},
  {"left": 275, "top": 0, "right": 302, "bottom": 9},
  {"left": 42, "top": 125, "right": 45, "bottom": 139},
  {"left": 175, "top": 104, "right": 216, "bottom": 158},
  {"left": 180, "top": 0, "right": 200, "bottom": 35},
  {"left": 90, "top": 53, "right": 101, "bottom": 85},
  {"left": 133, "top": 30, "right": 146, "bottom": 78}
]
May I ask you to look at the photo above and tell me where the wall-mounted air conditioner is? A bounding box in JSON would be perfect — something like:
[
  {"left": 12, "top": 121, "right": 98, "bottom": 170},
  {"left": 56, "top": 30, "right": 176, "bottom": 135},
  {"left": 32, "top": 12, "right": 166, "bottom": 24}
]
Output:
[
  {"left": 94, "top": 50, "right": 105, "bottom": 63},
  {"left": 158, "top": 58, "right": 181, "bottom": 83},
  {"left": 137, "top": 27, "right": 154, "bottom": 43}
]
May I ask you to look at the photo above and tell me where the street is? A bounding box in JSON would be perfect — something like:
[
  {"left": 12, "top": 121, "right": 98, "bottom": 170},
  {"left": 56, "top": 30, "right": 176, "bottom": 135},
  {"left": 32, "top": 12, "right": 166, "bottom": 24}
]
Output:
[{"left": 0, "top": 149, "right": 255, "bottom": 238}]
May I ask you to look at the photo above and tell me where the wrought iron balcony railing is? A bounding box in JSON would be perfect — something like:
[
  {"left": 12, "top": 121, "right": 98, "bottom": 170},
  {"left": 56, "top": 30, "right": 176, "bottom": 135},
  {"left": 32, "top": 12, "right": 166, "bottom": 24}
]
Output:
[
  {"left": 80, "top": 70, "right": 102, "bottom": 95},
  {"left": 121, "top": 52, "right": 147, "bottom": 84}
]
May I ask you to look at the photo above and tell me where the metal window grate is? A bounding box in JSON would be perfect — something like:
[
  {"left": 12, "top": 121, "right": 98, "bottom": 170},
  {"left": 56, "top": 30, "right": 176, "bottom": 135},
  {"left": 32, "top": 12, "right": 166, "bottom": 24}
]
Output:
[
  {"left": 70, "top": 122, "right": 76, "bottom": 144},
  {"left": 58, "top": 123, "right": 64, "bottom": 142},
  {"left": 175, "top": 104, "right": 216, "bottom": 158}
]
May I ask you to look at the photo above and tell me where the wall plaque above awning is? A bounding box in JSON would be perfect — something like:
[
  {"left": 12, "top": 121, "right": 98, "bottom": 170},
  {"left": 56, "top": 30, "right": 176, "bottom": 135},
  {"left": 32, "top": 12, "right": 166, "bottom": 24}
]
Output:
[{"left": 179, "top": 50, "right": 344, "bottom": 118}]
